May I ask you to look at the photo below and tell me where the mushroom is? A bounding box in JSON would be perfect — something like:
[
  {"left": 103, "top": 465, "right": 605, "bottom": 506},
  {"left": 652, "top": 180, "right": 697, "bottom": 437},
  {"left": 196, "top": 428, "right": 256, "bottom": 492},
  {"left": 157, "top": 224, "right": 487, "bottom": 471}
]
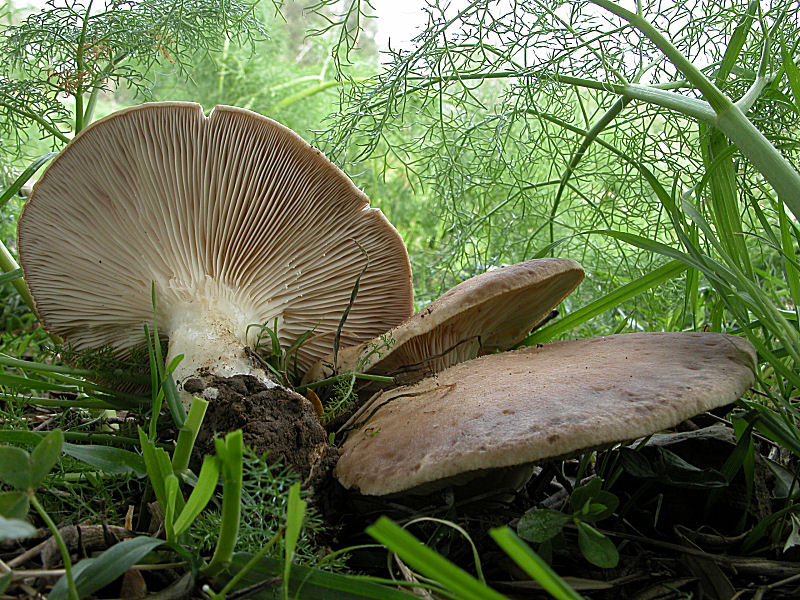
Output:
[
  {"left": 17, "top": 102, "right": 413, "bottom": 477},
  {"left": 334, "top": 332, "right": 756, "bottom": 496},
  {"left": 302, "top": 258, "right": 584, "bottom": 387}
]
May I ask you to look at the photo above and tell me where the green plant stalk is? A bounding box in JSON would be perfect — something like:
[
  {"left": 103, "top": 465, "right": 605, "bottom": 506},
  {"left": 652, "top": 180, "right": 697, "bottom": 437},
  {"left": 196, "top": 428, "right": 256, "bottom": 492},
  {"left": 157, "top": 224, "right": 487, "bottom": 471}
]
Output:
[
  {"left": 777, "top": 202, "right": 800, "bottom": 314},
  {"left": 270, "top": 78, "right": 363, "bottom": 113},
  {"left": 549, "top": 97, "right": 630, "bottom": 243},
  {"left": 283, "top": 482, "right": 306, "bottom": 600},
  {"left": 0, "top": 98, "right": 71, "bottom": 144},
  {"left": 217, "top": 37, "right": 230, "bottom": 95},
  {"left": 0, "top": 353, "right": 148, "bottom": 386},
  {"left": 213, "top": 527, "right": 285, "bottom": 598},
  {"left": 0, "top": 242, "right": 35, "bottom": 312},
  {"left": 73, "top": 0, "right": 94, "bottom": 133},
  {"left": 171, "top": 397, "right": 209, "bottom": 474},
  {"left": 367, "top": 517, "right": 509, "bottom": 600},
  {"left": 590, "top": 0, "right": 729, "bottom": 109},
  {"left": 716, "top": 106, "right": 800, "bottom": 218},
  {"left": 30, "top": 495, "right": 79, "bottom": 600},
  {"left": 83, "top": 51, "right": 129, "bottom": 126},
  {"left": 0, "top": 393, "right": 115, "bottom": 409},
  {"left": 295, "top": 371, "right": 394, "bottom": 392},
  {"left": 590, "top": 0, "right": 800, "bottom": 221},
  {"left": 203, "top": 431, "right": 243, "bottom": 578}
]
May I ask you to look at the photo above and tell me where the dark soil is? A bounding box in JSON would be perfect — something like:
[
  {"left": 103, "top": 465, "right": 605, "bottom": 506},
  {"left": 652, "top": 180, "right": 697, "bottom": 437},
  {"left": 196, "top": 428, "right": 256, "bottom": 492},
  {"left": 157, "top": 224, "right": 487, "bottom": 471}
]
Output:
[{"left": 186, "top": 374, "right": 338, "bottom": 488}]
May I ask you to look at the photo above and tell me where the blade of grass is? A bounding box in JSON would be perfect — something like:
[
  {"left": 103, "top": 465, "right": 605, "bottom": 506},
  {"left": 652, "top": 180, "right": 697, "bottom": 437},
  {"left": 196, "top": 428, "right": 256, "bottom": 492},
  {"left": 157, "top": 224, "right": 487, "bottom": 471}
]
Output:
[
  {"left": 221, "top": 552, "right": 419, "bottom": 599},
  {"left": 284, "top": 482, "right": 307, "bottom": 600},
  {"left": 366, "top": 516, "right": 509, "bottom": 600},
  {"left": 520, "top": 260, "right": 688, "bottom": 345},
  {"left": 489, "top": 527, "right": 585, "bottom": 600}
]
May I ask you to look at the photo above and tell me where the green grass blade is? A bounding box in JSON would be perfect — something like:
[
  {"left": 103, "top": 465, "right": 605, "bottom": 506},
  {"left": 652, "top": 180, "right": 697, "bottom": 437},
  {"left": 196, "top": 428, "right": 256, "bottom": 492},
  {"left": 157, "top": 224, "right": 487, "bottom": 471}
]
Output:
[
  {"left": 284, "top": 482, "right": 307, "bottom": 600},
  {"left": 489, "top": 527, "right": 585, "bottom": 600},
  {"left": 778, "top": 201, "right": 800, "bottom": 313},
  {"left": 221, "top": 552, "right": 418, "bottom": 599},
  {"left": 0, "top": 152, "right": 57, "bottom": 207},
  {"left": 782, "top": 44, "right": 800, "bottom": 111},
  {"left": 61, "top": 443, "right": 146, "bottom": 476},
  {"left": 367, "top": 516, "right": 509, "bottom": 600},
  {"left": 173, "top": 455, "right": 220, "bottom": 536},
  {"left": 49, "top": 536, "right": 164, "bottom": 600},
  {"left": 204, "top": 430, "right": 244, "bottom": 577},
  {"left": 521, "top": 260, "right": 688, "bottom": 345},
  {"left": 172, "top": 396, "right": 208, "bottom": 473},
  {"left": 716, "top": 0, "right": 759, "bottom": 85}
]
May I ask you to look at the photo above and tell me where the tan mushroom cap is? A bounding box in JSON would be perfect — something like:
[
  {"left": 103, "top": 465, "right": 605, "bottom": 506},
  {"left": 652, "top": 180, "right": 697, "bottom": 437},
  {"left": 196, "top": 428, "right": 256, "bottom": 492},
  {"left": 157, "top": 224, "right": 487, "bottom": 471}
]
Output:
[
  {"left": 18, "top": 102, "right": 413, "bottom": 377},
  {"left": 302, "top": 258, "right": 584, "bottom": 384},
  {"left": 335, "top": 332, "right": 756, "bottom": 496}
]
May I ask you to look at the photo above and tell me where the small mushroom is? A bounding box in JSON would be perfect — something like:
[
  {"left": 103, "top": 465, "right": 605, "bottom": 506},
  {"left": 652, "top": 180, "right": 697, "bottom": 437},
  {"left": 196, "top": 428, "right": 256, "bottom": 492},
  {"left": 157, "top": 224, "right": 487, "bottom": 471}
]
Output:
[
  {"left": 302, "top": 258, "right": 584, "bottom": 386},
  {"left": 17, "top": 102, "right": 414, "bottom": 478},
  {"left": 334, "top": 332, "right": 756, "bottom": 496}
]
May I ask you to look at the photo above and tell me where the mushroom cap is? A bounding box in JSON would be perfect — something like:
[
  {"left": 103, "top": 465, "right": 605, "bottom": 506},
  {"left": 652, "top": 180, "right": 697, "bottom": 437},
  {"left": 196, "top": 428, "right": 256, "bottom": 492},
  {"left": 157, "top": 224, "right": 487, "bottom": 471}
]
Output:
[
  {"left": 334, "top": 332, "right": 756, "bottom": 496},
  {"left": 18, "top": 102, "right": 413, "bottom": 373},
  {"left": 302, "top": 258, "right": 584, "bottom": 383}
]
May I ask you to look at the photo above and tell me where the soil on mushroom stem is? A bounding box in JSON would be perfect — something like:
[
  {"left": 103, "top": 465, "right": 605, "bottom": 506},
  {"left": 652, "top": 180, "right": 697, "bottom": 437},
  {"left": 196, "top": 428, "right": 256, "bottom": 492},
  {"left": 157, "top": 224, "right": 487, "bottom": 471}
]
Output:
[{"left": 187, "top": 374, "right": 339, "bottom": 487}]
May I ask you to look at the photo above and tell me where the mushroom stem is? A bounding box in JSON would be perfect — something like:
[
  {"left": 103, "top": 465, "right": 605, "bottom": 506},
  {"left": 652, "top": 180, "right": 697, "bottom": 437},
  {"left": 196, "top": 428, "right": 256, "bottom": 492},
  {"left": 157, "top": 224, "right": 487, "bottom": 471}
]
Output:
[{"left": 163, "top": 292, "right": 275, "bottom": 402}]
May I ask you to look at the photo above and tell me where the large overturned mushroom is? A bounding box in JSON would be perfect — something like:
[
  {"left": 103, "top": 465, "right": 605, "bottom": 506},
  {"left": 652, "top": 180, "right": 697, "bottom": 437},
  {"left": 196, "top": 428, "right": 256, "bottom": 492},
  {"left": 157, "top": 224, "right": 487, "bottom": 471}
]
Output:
[
  {"left": 17, "top": 102, "right": 413, "bottom": 476},
  {"left": 335, "top": 332, "right": 757, "bottom": 496},
  {"left": 302, "top": 258, "right": 585, "bottom": 387}
]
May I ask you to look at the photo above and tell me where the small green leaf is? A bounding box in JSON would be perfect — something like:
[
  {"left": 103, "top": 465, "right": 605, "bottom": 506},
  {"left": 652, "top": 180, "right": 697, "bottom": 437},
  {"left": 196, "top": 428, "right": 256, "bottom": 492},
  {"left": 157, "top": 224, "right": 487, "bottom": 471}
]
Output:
[
  {"left": 618, "top": 448, "right": 655, "bottom": 478},
  {"left": 0, "top": 492, "right": 30, "bottom": 520},
  {"left": 576, "top": 522, "right": 619, "bottom": 569},
  {"left": 0, "top": 514, "right": 36, "bottom": 540},
  {"left": 653, "top": 447, "right": 727, "bottom": 488},
  {"left": 517, "top": 510, "right": 571, "bottom": 543},
  {"left": 579, "top": 492, "right": 619, "bottom": 522},
  {"left": 0, "top": 446, "right": 32, "bottom": 490},
  {"left": 620, "top": 446, "right": 727, "bottom": 489},
  {"left": 0, "top": 571, "right": 11, "bottom": 593},
  {"left": 569, "top": 477, "right": 619, "bottom": 520},
  {"left": 569, "top": 478, "right": 602, "bottom": 512},
  {"left": 29, "top": 430, "right": 63, "bottom": 487},
  {"left": 49, "top": 536, "right": 164, "bottom": 600},
  {"left": 62, "top": 442, "right": 146, "bottom": 477}
]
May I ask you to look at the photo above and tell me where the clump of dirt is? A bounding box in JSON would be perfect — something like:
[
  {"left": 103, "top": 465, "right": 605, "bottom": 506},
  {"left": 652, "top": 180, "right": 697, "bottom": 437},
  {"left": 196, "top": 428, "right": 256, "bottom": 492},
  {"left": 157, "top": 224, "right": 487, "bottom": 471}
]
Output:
[{"left": 187, "top": 374, "right": 338, "bottom": 488}]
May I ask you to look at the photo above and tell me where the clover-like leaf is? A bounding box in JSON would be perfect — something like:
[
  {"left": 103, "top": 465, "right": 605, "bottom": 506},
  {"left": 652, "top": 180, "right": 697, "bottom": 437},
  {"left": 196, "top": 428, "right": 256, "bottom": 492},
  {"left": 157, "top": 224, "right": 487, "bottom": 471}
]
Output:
[
  {"left": 0, "top": 491, "right": 30, "bottom": 520},
  {"left": 0, "top": 514, "right": 36, "bottom": 541},
  {"left": 517, "top": 509, "right": 571, "bottom": 544},
  {"left": 576, "top": 521, "right": 619, "bottom": 569},
  {"left": 0, "top": 446, "right": 32, "bottom": 490},
  {"left": 29, "top": 429, "right": 63, "bottom": 487}
]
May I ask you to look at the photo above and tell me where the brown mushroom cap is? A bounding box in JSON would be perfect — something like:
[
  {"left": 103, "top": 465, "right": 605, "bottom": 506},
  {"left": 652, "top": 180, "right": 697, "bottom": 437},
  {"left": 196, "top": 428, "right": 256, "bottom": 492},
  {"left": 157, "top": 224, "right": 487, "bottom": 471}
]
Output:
[
  {"left": 334, "top": 332, "right": 756, "bottom": 496},
  {"left": 18, "top": 102, "right": 413, "bottom": 376},
  {"left": 302, "top": 258, "right": 584, "bottom": 384}
]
